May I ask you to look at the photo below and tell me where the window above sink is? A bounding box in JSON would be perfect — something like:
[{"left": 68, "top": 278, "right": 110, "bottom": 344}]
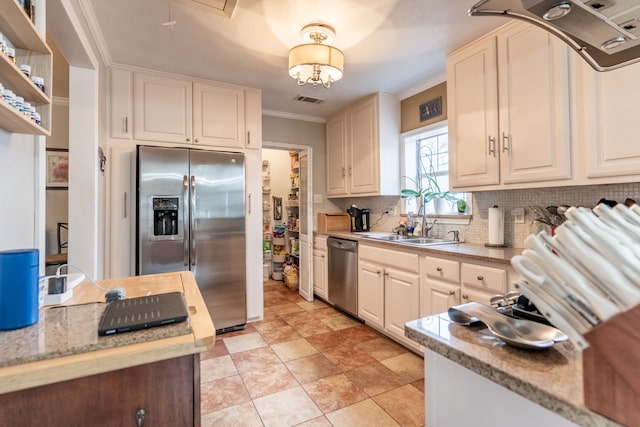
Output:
[{"left": 402, "top": 120, "right": 472, "bottom": 223}]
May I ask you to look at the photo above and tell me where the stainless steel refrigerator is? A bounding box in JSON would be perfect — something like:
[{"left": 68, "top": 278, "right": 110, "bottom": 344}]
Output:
[{"left": 136, "top": 145, "right": 246, "bottom": 333}]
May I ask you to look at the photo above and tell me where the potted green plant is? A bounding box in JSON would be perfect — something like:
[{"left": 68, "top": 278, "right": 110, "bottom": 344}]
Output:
[{"left": 401, "top": 175, "right": 460, "bottom": 214}]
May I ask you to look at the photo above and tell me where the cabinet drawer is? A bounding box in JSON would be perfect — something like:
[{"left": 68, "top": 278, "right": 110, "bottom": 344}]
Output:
[
  {"left": 461, "top": 263, "right": 507, "bottom": 293},
  {"left": 424, "top": 256, "right": 459, "bottom": 284},
  {"left": 359, "top": 244, "right": 419, "bottom": 273},
  {"left": 314, "top": 236, "right": 327, "bottom": 250}
]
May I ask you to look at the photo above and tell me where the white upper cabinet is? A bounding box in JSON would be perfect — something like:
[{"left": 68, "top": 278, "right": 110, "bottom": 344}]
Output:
[
  {"left": 326, "top": 113, "right": 348, "bottom": 195},
  {"left": 244, "top": 90, "right": 262, "bottom": 150},
  {"left": 133, "top": 72, "right": 192, "bottom": 144},
  {"left": 112, "top": 67, "right": 259, "bottom": 149},
  {"left": 193, "top": 83, "right": 244, "bottom": 148},
  {"left": 448, "top": 21, "right": 572, "bottom": 190},
  {"left": 447, "top": 36, "right": 500, "bottom": 187},
  {"left": 326, "top": 92, "right": 400, "bottom": 197},
  {"left": 110, "top": 68, "right": 132, "bottom": 139},
  {"left": 573, "top": 58, "right": 640, "bottom": 181}
]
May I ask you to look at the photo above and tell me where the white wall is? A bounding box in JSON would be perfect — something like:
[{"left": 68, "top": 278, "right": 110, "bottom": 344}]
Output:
[{"left": 0, "top": 133, "right": 41, "bottom": 254}]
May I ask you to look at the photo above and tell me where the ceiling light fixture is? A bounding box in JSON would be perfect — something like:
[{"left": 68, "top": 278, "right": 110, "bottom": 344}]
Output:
[{"left": 288, "top": 23, "right": 344, "bottom": 89}]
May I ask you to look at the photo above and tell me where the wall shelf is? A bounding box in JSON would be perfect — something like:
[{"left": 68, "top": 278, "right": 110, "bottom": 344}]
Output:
[{"left": 0, "top": 0, "right": 52, "bottom": 136}]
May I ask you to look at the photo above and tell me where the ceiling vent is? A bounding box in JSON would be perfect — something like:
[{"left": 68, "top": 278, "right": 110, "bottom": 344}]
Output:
[{"left": 293, "top": 95, "right": 325, "bottom": 105}]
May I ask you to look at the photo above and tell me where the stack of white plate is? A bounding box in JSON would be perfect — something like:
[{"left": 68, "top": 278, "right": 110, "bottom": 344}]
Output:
[{"left": 511, "top": 203, "right": 640, "bottom": 350}]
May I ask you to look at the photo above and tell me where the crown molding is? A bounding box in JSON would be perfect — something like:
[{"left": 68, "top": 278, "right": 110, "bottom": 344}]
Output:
[{"left": 77, "top": 0, "right": 113, "bottom": 66}]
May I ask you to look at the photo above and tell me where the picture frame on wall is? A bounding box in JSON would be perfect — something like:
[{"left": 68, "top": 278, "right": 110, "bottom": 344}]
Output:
[
  {"left": 419, "top": 96, "right": 443, "bottom": 122},
  {"left": 46, "top": 148, "right": 69, "bottom": 190}
]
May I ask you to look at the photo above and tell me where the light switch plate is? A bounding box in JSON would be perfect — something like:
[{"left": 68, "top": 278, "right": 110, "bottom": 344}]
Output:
[
  {"left": 512, "top": 208, "right": 525, "bottom": 224},
  {"left": 313, "top": 194, "right": 322, "bottom": 203}
]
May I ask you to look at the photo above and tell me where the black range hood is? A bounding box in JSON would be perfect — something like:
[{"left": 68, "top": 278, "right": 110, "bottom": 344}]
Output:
[{"left": 469, "top": 0, "right": 640, "bottom": 71}]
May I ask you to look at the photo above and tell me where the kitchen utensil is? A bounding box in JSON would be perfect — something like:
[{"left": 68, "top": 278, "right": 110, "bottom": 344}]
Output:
[
  {"left": 520, "top": 250, "right": 602, "bottom": 325},
  {"left": 563, "top": 221, "right": 640, "bottom": 286},
  {"left": 554, "top": 225, "right": 640, "bottom": 309},
  {"left": 529, "top": 205, "right": 552, "bottom": 225},
  {"left": 594, "top": 203, "right": 640, "bottom": 241},
  {"left": 514, "top": 280, "right": 590, "bottom": 350},
  {"left": 536, "top": 232, "right": 598, "bottom": 284},
  {"left": 525, "top": 234, "right": 622, "bottom": 320},
  {"left": 448, "top": 301, "right": 567, "bottom": 350},
  {"left": 512, "top": 254, "right": 595, "bottom": 331},
  {"left": 614, "top": 203, "right": 640, "bottom": 228}
]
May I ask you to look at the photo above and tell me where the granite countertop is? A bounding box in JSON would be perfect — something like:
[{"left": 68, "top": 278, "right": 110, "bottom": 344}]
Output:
[
  {"left": 0, "top": 271, "right": 215, "bottom": 395},
  {"left": 405, "top": 313, "right": 621, "bottom": 427},
  {"left": 0, "top": 302, "right": 191, "bottom": 369},
  {"left": 319, "top": 231, "right": 523, "bottom": 264}
]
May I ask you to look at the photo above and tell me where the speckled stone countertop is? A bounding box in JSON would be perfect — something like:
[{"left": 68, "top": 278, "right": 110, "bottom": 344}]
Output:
[
  {"left": 0, "top": 271, "right": 215, "bottom": 395},
  {"left": 0, "top": 302, "right": 191, "bottom": 369},
  {"left": 319, "top": 231, "right": 523, "bottom": 264},
  {"left": 405, "top": 313, "right": 621, "bottom": 427}
]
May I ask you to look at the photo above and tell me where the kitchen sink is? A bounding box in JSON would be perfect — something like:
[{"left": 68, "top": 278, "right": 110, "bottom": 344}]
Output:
[
  {"left": 363, "top": 234, "right": 457, "bottom": 245},
  {"left": 361, "top": 233, "right": 411, "bottom": 241},
  {"left": 402, "top": 237, "right": 457, "bottom": 246}
]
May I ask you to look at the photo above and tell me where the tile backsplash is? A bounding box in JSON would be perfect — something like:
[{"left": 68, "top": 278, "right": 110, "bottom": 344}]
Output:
[{"left": 317, "top": 182, "right": 640, "bottom": 248}]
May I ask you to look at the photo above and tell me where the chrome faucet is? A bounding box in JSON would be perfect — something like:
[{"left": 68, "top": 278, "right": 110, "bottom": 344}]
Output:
[
  {"left": 422, "top": 217, "right": 437, "bottom": 237},
  {"left": 448, "top": 230, "right": 460, "bottom": 242}
]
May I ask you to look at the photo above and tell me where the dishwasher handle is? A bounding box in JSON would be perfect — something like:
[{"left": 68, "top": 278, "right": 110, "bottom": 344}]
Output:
[{"left": 328, "top": 238, "right": 358, "bottom": 252}]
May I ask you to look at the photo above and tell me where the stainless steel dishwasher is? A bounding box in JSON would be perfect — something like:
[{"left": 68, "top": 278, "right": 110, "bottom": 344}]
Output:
[{"left": 327, "top": 237, "right": 358, "bottom": 317}]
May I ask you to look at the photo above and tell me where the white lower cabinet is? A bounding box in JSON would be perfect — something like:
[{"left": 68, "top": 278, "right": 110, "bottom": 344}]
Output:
[
  {"left": 460, "top": 262, "right": 508, "bottom": 305},
  {"left": 358, "top": 243, "right": 518, "bottom": 351},
  {"left": 312, "top": 236, "right": 328, "bottom": 299},
  {"left": 358, "top": 260, "right": 385, "bottom": 329},
  {"left": 422, "top": 256, "right": 460, "bottom": 317},
  {"left": 358, "top": 244, "right": 420, "bottom": 350},
  {"left": 384, "top": 266, "right": 420, "bottom": 348},
  {"left": 421, "top": 254, "right": 517, "bottom": 317}
]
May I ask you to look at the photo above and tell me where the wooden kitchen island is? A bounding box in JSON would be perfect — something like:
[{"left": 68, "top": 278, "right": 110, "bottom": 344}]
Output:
[{"left": 0, "top": 272, "right": 215, "bottom": 426}]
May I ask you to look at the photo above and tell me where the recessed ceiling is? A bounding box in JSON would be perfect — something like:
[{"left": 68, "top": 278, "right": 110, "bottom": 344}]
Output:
[{"left": 85, "top": 0, "right": 505, "bottom": 119}]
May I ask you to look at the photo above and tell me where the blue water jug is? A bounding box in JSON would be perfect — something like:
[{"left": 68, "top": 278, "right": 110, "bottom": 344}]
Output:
[{"left": 0, "top": 249, "right": 39, "bottom": 330}]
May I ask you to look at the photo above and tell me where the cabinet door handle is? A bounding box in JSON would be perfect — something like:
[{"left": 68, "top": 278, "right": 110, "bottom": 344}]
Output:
[
  {"left": 502, "top": 133, "right": 510, "bottom": 153},
  {"left": 247, "top": 130, "right": 251, "bottom": 145},
  {"left": 448, "top": 290, "right": 456, "bottom": 296},
  {"left": 436, "top": 267, "right": 442, "bottom": 272},
  {"left": 123, "top": 192, "right": 128, "bottom": 218},
  {"left": 348, "top": 166, "right": 352, "bottom": 176},
  {"left": 376, "top": 268, "right": 381, "bottom": 274},
  {"left": 462, "top": 294, "right": 468, "bottom": 300},
  {"left": 186, "top": 137, "right": 191, "bottom": 142},
  {"left": 124, "top": 116, "right": 128, "bottom": 134},
  {"left": 341, "top": 167, "right": 346, "bottom": 177},
  {"left": 136, "top": 408, "right": 146, "bottom": 427},
  {"left": 488, "top": 135, "right": 496, "bottom": 155},
  {"left": 477, "top": 275, "right": 484, "bottom": 281},
  {"left": 195, "top": 138, "right": 200, "bottom": 143},
  {"left": 248, "top": 193, "right": 252, "bottom": 214}
]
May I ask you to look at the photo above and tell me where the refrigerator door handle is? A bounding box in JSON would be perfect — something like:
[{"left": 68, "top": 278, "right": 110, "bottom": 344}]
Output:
[
  {"left": 183, "top": 175, "right": 189, "bottom": 266},
  {"left": 190, "top": 175, "right": 197, "bottom": 266}
]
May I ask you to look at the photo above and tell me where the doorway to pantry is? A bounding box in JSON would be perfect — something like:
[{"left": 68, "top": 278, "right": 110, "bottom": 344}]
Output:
[{"left": 261, "top": 143, "right": 313, "bottom": 302}]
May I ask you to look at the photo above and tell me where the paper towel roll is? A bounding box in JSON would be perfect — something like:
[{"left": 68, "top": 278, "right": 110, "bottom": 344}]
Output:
[{"left": 488, "top": 206, "right": 504, "bottom": 245}]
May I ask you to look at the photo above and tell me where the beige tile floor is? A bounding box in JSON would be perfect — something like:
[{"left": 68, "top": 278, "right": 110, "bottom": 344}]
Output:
[{"left": 200, "top": 279, "right": 425, "bottom": 427}]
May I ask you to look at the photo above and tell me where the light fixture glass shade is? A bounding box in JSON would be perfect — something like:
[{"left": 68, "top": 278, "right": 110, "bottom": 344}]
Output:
[{"left": 288, "top": 43, "right": 344, "bottom": 88}]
